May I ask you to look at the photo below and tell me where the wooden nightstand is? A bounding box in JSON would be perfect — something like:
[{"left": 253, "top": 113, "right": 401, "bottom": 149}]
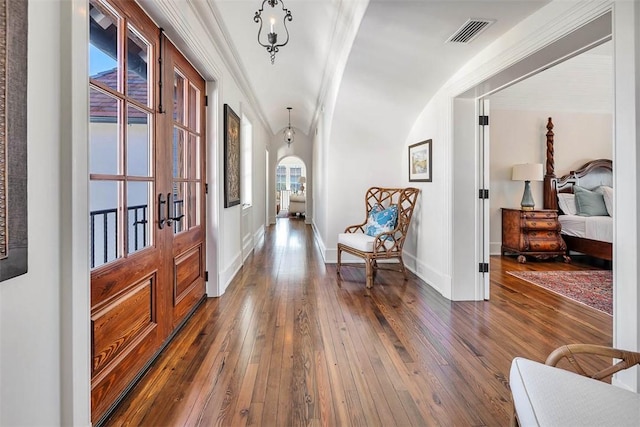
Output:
[{"left": 501, "top": 208, "right": 567, "bottom": 263}]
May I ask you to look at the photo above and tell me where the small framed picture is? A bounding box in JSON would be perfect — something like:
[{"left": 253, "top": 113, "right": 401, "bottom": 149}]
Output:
[{"left": 408, "top": 139, "right": 432, "bottom": 182}]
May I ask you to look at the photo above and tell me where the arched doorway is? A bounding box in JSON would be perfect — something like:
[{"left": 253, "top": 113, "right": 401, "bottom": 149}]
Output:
[{"left": 275, "top": 156, "right": 307, "bottom": 219}]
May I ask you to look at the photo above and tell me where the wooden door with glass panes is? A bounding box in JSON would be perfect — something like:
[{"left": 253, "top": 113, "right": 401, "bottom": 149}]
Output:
[
  {"left": 88, "top": 0, "right": 206, "bottom": 423},
  {"left": 162, "top": 39, "right": 207, "bottom": 330}
]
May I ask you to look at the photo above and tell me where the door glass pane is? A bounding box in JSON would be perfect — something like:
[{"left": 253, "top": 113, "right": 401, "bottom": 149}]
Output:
[
  {"left": 90, "top": 180, "right": 120, "bottom": 268},
  {"left": 90, "top": 87, "right": 120, "bottom": 174},
  {"left": 173, "top": 127, "right": 186, "bottom": 178},
  {"left": 127, "top": 104, "right": 151, "bottom": 177},
  {"left": 89, "top": 0, "right": 119, "bottom": 90},
  {"left": 172, "top": 182, "right": 185, "bottom": 234},
  {"left": 126, "top": 26, "right": 149, "bottom": 106},
  {"left": 173, "top": 71, "right": 185, "bottom": 124},
  {"left": 187, "top": 134, "right": 199, "bottom": 180},
  {"left": 188, "top": 83, "right": 199, "bottom": 131},
  {"left": 187, "top": 182, "right": 200, "bottom": 228},
  {"left": 127, "top": 181, "right": 152, "bottom": 255}
]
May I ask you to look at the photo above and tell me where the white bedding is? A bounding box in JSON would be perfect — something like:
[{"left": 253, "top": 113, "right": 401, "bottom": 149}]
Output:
[{"left": 558, "top": 214, "right": 613, "bottom": 243}]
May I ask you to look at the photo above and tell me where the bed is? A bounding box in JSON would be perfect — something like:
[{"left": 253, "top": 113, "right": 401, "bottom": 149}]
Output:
[{"left": 542, "top": 117, "right": 613, "bottom": 261}]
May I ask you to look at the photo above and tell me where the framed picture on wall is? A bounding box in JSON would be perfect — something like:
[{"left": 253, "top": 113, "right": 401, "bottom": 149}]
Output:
[
  {"left": 408, "top": 139, "right": 432, "bottom": 182},
  {"left": 0, "top": 0, "right": 28, "bottom": 282},
  {"left": 223, "top": 104, "right": 241, "bottom": 208}
]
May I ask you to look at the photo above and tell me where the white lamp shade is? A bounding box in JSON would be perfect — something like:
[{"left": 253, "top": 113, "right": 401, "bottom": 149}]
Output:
[
  {"left": 512, "top": 163, "right": 543, "bottom": 181},
  {"left": 298, "top": 176, "right": 306, "bottom": 184}
]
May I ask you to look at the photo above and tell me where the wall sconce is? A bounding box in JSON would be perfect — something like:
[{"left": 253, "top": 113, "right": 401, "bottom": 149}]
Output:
[
  {"left": 253, "top": 0, "right": 293, "bottom": 64},
  {"left": 512, "top": 163, "right": 543, "bottom": 210}
]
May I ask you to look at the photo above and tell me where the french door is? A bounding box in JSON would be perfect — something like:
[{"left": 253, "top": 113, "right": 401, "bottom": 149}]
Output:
[{"left": 88, "top": 0, "right": 206, "bottom": 423}]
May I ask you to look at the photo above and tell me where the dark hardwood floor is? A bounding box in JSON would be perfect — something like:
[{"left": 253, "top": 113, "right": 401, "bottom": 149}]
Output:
[{"left": 103, "top": 219, "right": 612, "bottom": 426}]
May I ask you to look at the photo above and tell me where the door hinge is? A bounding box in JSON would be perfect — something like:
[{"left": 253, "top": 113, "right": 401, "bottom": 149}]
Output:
[
  {"left": 205, "top": 183, "right": 208, "bottom": 194},
  {"left": 205, "top": 271, "right": 209, "bottom": 282},
  {"left": 479, "top": 263, "right": 489, "bottom": 273},
  {"left": 205, "top": 95, "right": 208, "bottom": 107},
  {"left": 478, "top": 189, "right": 489, "bottom": 199},
  {"left": 479, "top": 115, "right": 489, "bottom": 126}
]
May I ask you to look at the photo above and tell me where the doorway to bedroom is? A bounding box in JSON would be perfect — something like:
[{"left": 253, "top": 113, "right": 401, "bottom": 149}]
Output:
[
  {"left": 275, "top": 156, "right": 307, "bottom": 220},
  {"left": 450, "top": 10, "right": 613, "bottom": 309},
  {"left": 483, "top": 33, "right": 614, "bottom": 319}
]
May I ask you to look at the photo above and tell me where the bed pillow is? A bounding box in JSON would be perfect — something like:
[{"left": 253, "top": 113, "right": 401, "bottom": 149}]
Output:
[
  {"left": 574, "top": 185, "right": 609, "bottom": 216},
  {"left": 557, "top": 193, "right": 577, "bottom": 215},
  {"left": 595, "top": 185, "right": 614, "bottom": 217},
  {"left": 365, "top": 204, "right": 398, "bottom": 238}
]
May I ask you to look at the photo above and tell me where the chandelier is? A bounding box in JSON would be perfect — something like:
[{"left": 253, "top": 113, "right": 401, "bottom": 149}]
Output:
[
  {"left": 284, "top": 107, "right": 295, "bottom": 147},
  {"left": 253, "top": 0, "right": 293, "bottom": 64}
]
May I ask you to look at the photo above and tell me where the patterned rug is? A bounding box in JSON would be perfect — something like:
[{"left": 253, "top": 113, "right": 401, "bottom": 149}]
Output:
[{"left": 506, "top": 270, "right": 612, "bottom": 315}]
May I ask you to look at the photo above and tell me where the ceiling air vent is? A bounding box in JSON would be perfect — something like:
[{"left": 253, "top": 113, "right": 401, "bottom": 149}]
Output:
[{"left": 446, "top": 19, "right": 495, "bottom": 44}]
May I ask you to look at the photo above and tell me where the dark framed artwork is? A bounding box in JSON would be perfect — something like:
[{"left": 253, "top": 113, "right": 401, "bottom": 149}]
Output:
[
  {"left": 223, "top": 104, "right": 241, "bottom": 208},
  {"left": 0, "top": 0, "right": 28, "bottom": 282},
  {"left": 408, "top": 139, "right": 432, "bottom": 182}
]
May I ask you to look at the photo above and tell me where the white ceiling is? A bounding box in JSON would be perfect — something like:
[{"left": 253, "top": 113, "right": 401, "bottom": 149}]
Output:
[
  {"left": 141, "top": 1, "right": 554, "bottom": 138},
  {"left": 489, "top": 41, "right": 613, "bottom": 113}
]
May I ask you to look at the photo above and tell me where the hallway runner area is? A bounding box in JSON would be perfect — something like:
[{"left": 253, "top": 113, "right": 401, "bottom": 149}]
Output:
[{"left": 506, "top": 270, "right": 613, "bottom": 315}]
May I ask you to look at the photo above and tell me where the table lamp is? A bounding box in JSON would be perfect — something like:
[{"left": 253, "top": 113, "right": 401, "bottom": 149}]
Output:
[
  {"left": 512, "top": 163, "right": 543, "bottom": 210},
  {"left": 298, "top": 176, "right": 306, "bottom": 194}
]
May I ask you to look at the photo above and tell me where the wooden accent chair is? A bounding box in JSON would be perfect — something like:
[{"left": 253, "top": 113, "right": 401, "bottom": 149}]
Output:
[
  {"left": 545, "top": 344, "right": 640, "bottom": 380},
  {"left": 337, "top": 187, "right": 419, "bottom": 288},
  {"left": 510, "top": 344, "right": 640, "bottom": 426}
]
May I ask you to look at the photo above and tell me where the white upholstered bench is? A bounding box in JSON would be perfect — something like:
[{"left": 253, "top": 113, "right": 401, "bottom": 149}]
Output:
[{"left": 510, "top": 357, "right": 640, "bottom": 426}]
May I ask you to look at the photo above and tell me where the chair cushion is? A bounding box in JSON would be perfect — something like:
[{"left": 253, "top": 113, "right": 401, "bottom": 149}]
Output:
[
  {"left": 338, "top": 233, "right": 393, "bottom": 252},
  {"left": 364, "top": 204, "right": 398, "bottom": 238},
  {"left": 290, "top": 194, "right": 305, "bottom": 202},
  {"left": 510, "top": 357, "right": 640, "bottom": 427}
]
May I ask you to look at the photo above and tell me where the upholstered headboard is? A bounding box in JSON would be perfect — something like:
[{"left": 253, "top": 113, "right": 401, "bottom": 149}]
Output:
[{"left": 555, "top": 159, "right": 613, "bottom": 194}]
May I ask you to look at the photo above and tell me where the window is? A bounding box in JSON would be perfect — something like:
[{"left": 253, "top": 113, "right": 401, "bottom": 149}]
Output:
[
  {"left": 276, "top": 165, "right": 287, "bottom": 191},
  {"left": 241, "top": 117, "right": 252, "bottom": 206},
  {"left": 290, "top": 167, "right": 301, "bottom": 193}
]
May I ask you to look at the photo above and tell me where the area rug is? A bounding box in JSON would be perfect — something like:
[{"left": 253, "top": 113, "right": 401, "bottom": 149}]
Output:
[{"left": 506, "top": 270, "right": 612, "bottom": 315}]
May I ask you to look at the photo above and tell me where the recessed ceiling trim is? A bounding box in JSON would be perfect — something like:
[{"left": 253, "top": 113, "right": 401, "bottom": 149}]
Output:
[{"left": 446, "top": 18, "right": 495, "bottom": 44}]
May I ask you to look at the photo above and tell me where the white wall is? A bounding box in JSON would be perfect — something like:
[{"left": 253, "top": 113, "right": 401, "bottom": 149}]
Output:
[
  {"left": 488, "top": 110, "right": 613, "bottom": 254},
  {"left": 1, "top": 0, "right": 91, "bottom": 425},
  {"left": 218, "top": 102, "right": 270, "bottom": 295}
]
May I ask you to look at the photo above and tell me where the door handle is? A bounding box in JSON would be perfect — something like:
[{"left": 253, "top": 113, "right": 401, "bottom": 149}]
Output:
[
  {"left": 158, "top": 193, "right": 167, "bottom": 229},
  {"left": 167, "top": 192, "right": 185, "bottom": 224},
  {"left": 166, "top": 193, "right": 173, "bottom": 226}
]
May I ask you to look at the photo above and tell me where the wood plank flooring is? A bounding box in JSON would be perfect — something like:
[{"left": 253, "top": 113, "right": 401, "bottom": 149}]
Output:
[{"left": 103, "top": 218, "right": 612, "bottom": 426}]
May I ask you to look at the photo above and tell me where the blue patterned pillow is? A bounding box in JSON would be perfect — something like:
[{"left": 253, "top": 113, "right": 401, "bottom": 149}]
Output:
[{"left": 365, "top": 204, "right": 398, "bottom": 238}]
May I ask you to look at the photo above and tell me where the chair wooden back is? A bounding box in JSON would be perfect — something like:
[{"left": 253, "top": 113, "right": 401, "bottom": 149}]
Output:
[{"left": 364, "top": 187, "right": 419, "bottom": 246}]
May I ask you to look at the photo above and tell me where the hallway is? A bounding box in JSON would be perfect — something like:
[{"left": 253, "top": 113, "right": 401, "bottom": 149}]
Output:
[{"left": 104, "top": 219, "right": 611, "bottom": 426}]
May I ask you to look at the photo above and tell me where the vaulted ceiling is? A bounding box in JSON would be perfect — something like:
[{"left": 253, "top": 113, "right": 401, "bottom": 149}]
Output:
[{"left": 140, "top": 1, "right": 553, "bottom": 138}]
